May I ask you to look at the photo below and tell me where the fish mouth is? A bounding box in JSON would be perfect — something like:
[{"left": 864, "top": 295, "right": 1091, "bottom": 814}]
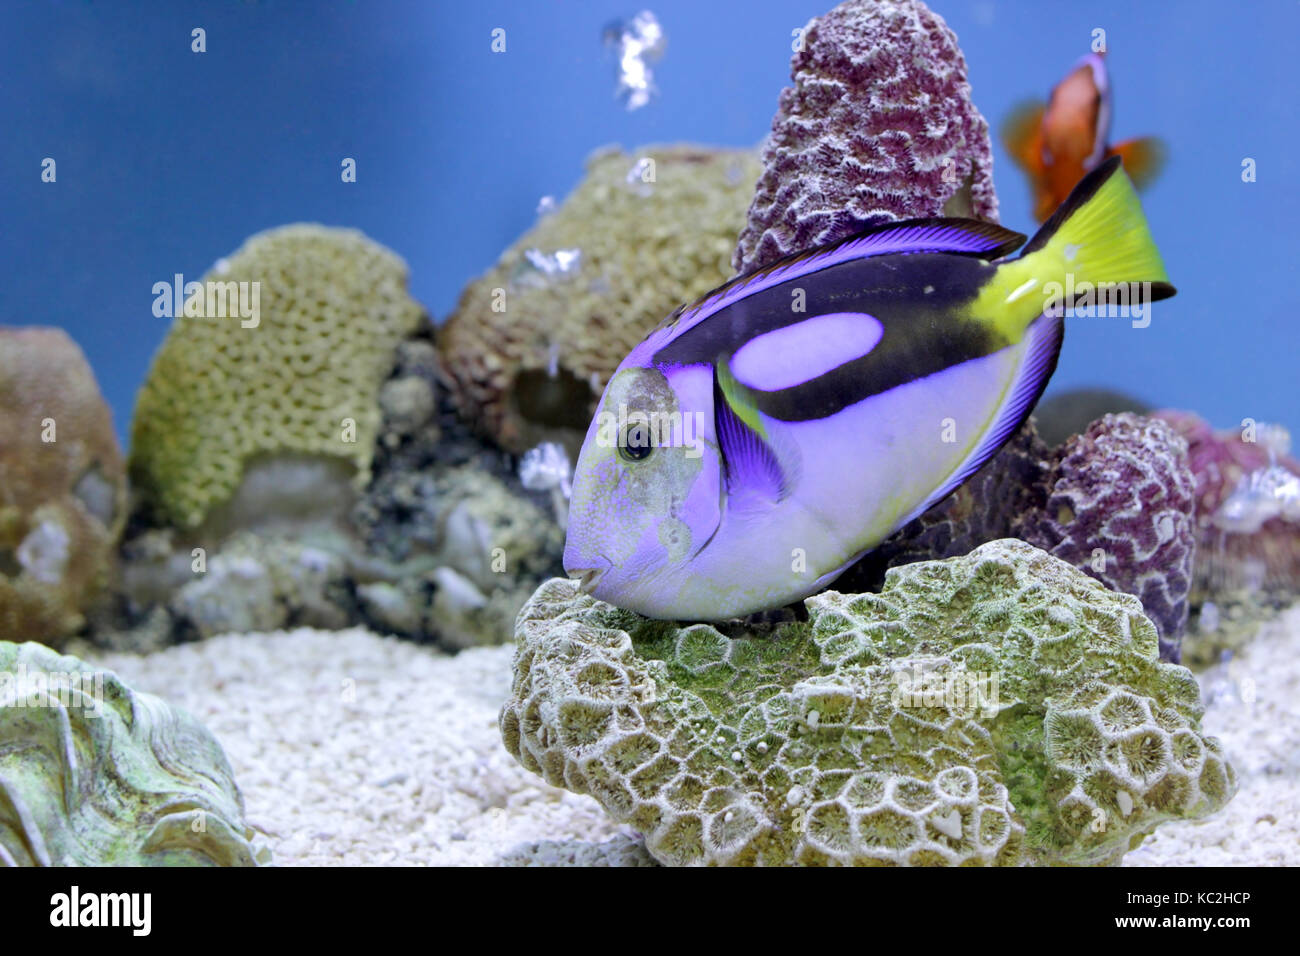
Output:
[{"left": 572, "top": 567, "right": 607, "bottom": 594}]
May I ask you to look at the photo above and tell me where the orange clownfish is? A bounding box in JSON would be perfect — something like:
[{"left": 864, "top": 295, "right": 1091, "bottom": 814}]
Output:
[{"left": 1003, "top": 52, "right": 1165, "bottom": 222}]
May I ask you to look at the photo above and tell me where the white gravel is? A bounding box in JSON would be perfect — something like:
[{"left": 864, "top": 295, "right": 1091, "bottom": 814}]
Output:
[
  {"left": 83, "top": 629, "right": 628, "bottom": 866},
  {"left": 79, "top": 605, "right": 1300, "bottom": 867}
]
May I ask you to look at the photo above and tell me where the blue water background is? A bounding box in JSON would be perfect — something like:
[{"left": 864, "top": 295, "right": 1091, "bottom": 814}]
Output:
[{"left": 3, "top": 0, "right": 1295, "bottom": 444}]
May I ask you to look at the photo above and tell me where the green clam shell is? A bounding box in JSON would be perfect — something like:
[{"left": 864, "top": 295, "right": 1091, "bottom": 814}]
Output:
[{"left": 0, "top": 641, "right": 261, "bottom": 866}]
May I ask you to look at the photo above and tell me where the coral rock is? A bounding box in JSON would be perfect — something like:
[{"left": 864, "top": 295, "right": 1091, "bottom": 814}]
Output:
[
  {"left": 0, "top": 641, "right": 262, "bottom": 865},
  {"left": 0, "top": 327, "right": 126, "bottom": 646},
  {"left": 1152, "top": 411, "right": 1300, "bottom": 666},
  {"left": 168, "top": 532, "right": 351, "bottom": 640},
  {"left": 129, "top": 224, "right": 427, "bottom": 530},
  {"left": 499, "top": 835, "right": 659, "bottom": 867},
  {"left": 355, "top": 581, "right": 422, "bottom": 636},
  {"left": 1033, "top": 388, "right": 1154, "bottom": 447},
  {"left": 1017, "top": 414, "right": 1196, "bottom": 662},
  {"left": 352, "top": 456, "right": 563, "bottom": 648},
  {"left": 733, "top": 0, "right": 998, "bottom": 274},
  {"left": 501, "top": 540, "right": 1233, "bottom": 866},
  {"left": 379, "top": 375, "right": 437, "bottom": 443},
  {"left": 439, "top": 144, "right": 761, "bottom": 452},
  {"left": 1154, "top": 410, "right": 1296, "bottom": 516},
  {"left": 1155, "top": 409, "right": 1300, "bottom": 601}
]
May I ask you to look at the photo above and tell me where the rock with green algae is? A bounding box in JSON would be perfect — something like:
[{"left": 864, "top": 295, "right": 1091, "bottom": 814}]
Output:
[
  {"left": 167, "top": 531, "right": 352, "bottom": 640},
  {"left": 501, "top": 539, "right": 1235, "bottom": 866},
  {"left": 439, "top": 143, "right": 761, "bottom": 453},
  {"left": 354, "top": 462, "right": 565, "bottom": 648},
  {"left": 1181, "top": 591, "right": 1292, "bottom": 671},
  {"left": 0, "top": 641, "right": 264, "bottom": 865}
]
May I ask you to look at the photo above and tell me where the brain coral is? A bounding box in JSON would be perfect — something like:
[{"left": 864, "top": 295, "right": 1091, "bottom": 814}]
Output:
[
  {"left": 439, "top": 144, "right": 761, "bottom": 452},
  {"left": 0, "top": 641, "right": 262, "bottom": 865},
  {"left": 1017, "top": 414, "right": 1197, "bottom": 663},
  {"left": 129, "top": 224, "right": 426, "bottom": 529},
  {"left": 0, "top": 327, "right": 126, "bottom": 645},
  {"left": 733, "top": 0, "right": 999, "bottom": 274},
  {"left": 502, "top": 540, "right": 1233, "bottom": 866}
]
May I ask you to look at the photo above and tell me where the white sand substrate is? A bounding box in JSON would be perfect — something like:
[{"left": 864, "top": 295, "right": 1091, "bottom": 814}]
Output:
[
  {"left": 1124, "top": 604, "right": 1300, "bottom": 866},
  {"left": 83, "top": 630, "right": 630, "bottom": 865},
  {"left": 79, "top": 605, "right": 1300, "bottom": 867}
]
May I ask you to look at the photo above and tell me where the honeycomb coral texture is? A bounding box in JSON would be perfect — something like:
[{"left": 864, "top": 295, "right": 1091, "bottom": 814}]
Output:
[
  {"left": 733, "top": 0, "right": 999, "bottom": 274},
  {"left": 129, "top": 225, "right": 425, "bottom": 529},
  {"left": 501, "top": 540, "right": 1234, "bottom": 866}
]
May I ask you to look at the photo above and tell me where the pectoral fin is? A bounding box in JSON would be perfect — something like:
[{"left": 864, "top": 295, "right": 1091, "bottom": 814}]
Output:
[{"left": 713, "top": 360, "right": 799, "bottom": 507}]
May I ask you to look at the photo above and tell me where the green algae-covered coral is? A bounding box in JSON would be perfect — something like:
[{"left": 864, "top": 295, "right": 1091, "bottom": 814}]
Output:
[
  {"left": 439, "top": 144, "right": 761, "bottom": 452},
  {"left": 0, "top": 641, "right": 262, "bottom": 865},
  {"left": 129, "top": 225, "right": 426, "bottom": 529},
  {"left": 501, "top": 539, "right": 1234, "bottom": 866},
  {"left": 1, "top": 327, "right": 127, "bottom": 646}
]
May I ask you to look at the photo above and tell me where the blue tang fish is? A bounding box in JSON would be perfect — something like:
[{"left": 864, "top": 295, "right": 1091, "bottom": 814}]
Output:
[{"left": 564, "top": 157, "right": 1174, "bottom": 620}]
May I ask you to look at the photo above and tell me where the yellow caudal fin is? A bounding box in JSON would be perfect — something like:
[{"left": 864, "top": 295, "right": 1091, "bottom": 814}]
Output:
[{"left": 973, "top": 155, "right": 1176, "bottom": 341}]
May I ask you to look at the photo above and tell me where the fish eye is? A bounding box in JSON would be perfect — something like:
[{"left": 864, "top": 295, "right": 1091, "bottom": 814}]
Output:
[{"left": 618, "top": 424, "right": 654, "bottom": 463}]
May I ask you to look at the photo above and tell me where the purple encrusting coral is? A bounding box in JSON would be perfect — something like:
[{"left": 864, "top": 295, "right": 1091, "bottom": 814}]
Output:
[
  {"left": 1016, "top": 414, "right": 1197, "bottom": 662},
  {"left": 1154, "top": 409, "right": 1300, "bottom": 599},
  {"left": 733, "top": 0, "right": 999, "bottom": 274}
]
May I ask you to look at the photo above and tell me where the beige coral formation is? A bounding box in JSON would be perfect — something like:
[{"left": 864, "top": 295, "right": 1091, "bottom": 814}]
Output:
[
  {"left": 0, "top": 327, "right": 126, "bottom": 645},
  {"left": 129, "top": 224, "right": 427, "bottom": 530},
  {"left": 439, "top": 144, "right": 761, "bottom": 452},
  {"left": 501, "top": 540, "right": 1234, "bottom": 866}
]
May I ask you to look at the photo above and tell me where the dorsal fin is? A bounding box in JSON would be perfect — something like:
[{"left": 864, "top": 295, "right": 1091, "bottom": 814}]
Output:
[
  {"left": 820, "top": 217, "right": 1028, "bottom": 261},
  {"left": 644, "top": 217, "right": 1028, "bottom": 347}
]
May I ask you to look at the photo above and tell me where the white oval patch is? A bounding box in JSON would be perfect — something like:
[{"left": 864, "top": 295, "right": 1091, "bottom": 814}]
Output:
[{"left": 731, "top": 311, "right": 885, "bottom": 391}]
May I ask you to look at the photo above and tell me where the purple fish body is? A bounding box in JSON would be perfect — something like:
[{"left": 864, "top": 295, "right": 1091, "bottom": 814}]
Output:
[{"left": 564, "top": 158, "right": 1174, "bottom": 620}]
